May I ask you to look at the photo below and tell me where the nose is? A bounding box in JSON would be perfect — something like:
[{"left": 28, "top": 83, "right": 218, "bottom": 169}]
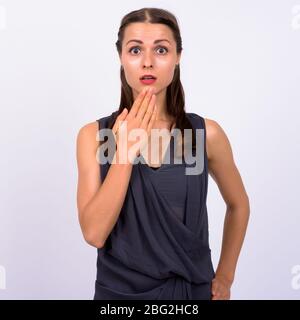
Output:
[{"left": 142, "top": 49, "right": 154, "bottom": 69}]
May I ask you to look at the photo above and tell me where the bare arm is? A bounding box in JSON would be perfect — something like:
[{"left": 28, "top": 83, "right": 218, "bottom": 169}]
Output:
[
  {"left": 205, "top": 118, "right": 250, "bottom": 299},
  {"left": 76, "top": 121, "right": 133, "bottom": 248},
  {"left": 76, "top": 87, "right": 156, "bottom": 248}
]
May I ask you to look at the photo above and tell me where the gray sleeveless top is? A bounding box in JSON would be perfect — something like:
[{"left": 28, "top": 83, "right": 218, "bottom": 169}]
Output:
[{"left": 93, "top": 112, "right": 215, "bottom": 300}]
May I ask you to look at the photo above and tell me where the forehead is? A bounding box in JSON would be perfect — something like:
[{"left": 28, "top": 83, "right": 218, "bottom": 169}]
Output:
[{"left": 123, "top": 22, "right": 174, "bottom": 44}]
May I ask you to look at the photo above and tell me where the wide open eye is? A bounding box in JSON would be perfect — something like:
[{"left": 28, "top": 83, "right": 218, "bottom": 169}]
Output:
[
  {"left": 129, "top": 46, "right": 169, "bottom": 55},
  {"left": 129, "top": 46, "right": 141, "bottom": 54},
  {"left": 156, "top": 46, "right": 168, "bottom": 54}
]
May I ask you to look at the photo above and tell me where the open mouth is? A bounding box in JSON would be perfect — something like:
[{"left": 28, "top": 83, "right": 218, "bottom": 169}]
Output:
[
  {"left": 140, "top": 75, "right": 157, "bottom": 84},
  {"left": 140, "top": 76, "right": 157, "bottom": 80}
]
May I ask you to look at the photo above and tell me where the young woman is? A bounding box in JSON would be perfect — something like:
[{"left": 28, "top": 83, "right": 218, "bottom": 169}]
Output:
[{"left": 76, "top": 7, "right": 250, "bottom": 300}]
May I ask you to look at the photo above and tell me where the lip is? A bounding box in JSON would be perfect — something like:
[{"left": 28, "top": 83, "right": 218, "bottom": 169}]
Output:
[
  {"left": 140, "top": 74, "right": 157, "bottom": 79},
  {"left": 140, "top": 78, "right": 157, "bottom": 85}
]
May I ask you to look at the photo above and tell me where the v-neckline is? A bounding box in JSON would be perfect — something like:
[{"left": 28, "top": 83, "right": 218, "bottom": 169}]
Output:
[{"left": 139, "top": 127, "right": 176, "bottom": 173}]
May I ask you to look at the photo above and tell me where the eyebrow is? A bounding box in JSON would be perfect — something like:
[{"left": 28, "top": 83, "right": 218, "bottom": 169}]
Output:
[{"left": 125, "top": 39, "right": 171, "bottom": 46}]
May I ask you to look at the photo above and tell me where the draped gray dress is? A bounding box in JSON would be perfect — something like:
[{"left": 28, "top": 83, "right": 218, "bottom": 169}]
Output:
[{"left": 93, "top": 112, "right": 215, "bottom": 300}]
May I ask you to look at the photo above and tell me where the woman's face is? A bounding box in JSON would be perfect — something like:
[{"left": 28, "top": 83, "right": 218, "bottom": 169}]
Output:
[{"left": 120, "top": 22, "right": 181, "bottom": 98}]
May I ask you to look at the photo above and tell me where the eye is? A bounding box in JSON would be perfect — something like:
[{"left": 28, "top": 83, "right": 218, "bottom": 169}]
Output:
[
  {"left": 156, "top": 46, "right": 168, "bottom": 54},
  {"left": 128, "top": 46, "right": 169, "bottom": 55},
  {"left": 129, "top": 46, "right": 141, "bottom": 55}
]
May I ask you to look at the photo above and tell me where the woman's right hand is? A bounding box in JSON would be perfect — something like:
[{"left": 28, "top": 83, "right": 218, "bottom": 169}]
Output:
[{"left": 112, "top": 87, "right": 157, "bottom": 164}]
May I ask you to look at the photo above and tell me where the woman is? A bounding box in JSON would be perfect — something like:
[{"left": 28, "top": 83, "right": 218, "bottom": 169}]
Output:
[{"left": 76, "top": 7, "right": 250, "bottom": 300}]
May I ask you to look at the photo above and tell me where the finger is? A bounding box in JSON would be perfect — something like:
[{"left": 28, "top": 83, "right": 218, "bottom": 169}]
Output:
[
  {"left": 112, "top": 108, "right": 127, "bottom": 130},
  {"left": 211, "top": 284, "right": 219, "bottom": 297},
  {"left": 220, "top": 289, "right": 230, "bottom": 300},
  {"left": 112, "top": 108, "right": 128, "bottom": 137},
  {"left": 218, "top": 284, "right": 229, "bottom": 296},
  {"left": 219, "top": 288, "right": 229, "bottom": 300},
  {"left": 140, "top": 94, "right": 156, "bottom": 129},
  {"left": 221, "top": 294, "right": 229, "bottom": 300},
  {"left": 218, "top": 291, "right": 226, "bottom": 300},
  {"left": 213, "top": 292, "right": 221, "bottom": 300},
  {"left": 147, "top": 104, "right": 157, "bottom": 134},
  {"left": 117, "top": 108, "right": 129, "bottom": 131},
  {"left": 136, "top": 87, "right": 154, "bottom": 121},
  {"left": 126, "top": 87, "right": 148, "bottom": 119},
  {"left": 225, "top": 293, "right": 231, "bottom": 300},
  {"left": 211, "top": 282, "right": 218, "bottom": 296}
]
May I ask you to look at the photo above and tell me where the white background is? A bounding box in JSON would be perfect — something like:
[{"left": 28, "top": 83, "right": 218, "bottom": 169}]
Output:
[{"left": 0, "top": 0, "right": 299, "bottom": 299}]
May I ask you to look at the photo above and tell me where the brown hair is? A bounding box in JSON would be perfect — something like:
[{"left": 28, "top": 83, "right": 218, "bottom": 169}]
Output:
[{"left": 102, "top": 7, "right": 196, "bottom": 156}]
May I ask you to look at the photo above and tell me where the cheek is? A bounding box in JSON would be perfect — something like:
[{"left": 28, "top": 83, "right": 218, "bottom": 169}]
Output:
[
  {"left": 157, "top": 63, "right": 176, "bottom": 82},
  {"left": 123, "top": 61, "right": 140, "bottom": 80}
]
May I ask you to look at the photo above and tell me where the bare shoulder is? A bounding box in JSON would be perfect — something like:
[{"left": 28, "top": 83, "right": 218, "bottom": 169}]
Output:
[
  {"left": 77, "top": 120, "right": 99, "bottom": 136},
  {"left": 76, "top": 121, "right": 99, "bottom": 148},
  {"left": 76, "top": 121, "right": 100, "bottom": 170},
  {"left": 203, "top": 117, "right": 249, "bottom": 208},
  {"left": 203, "top": 117, "right": 233, "bottom": 163}
]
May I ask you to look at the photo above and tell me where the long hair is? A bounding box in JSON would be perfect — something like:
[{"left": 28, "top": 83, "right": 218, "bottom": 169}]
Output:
[{"left": 102, "top": 7, "right": 197, "bottom": 156}]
